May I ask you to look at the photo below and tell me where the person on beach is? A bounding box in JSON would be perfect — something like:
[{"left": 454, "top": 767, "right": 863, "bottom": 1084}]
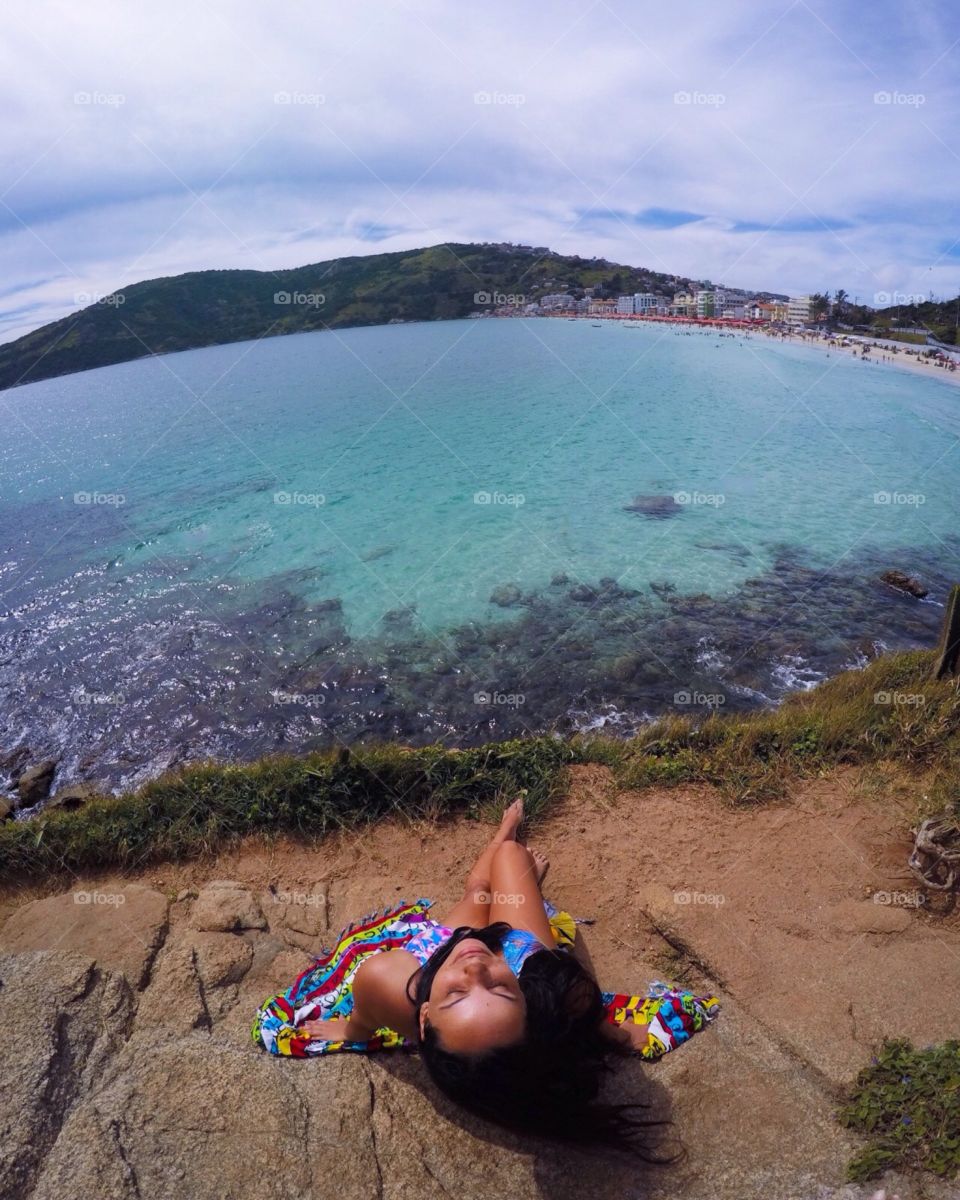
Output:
[{"left": 252, "top": 798, "right": 719, "bottom": 1150}]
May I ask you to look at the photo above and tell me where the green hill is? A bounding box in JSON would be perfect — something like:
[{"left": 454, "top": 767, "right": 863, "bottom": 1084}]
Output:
[{"left": 0, "top": 243, "right": 701, "bottom": 391}]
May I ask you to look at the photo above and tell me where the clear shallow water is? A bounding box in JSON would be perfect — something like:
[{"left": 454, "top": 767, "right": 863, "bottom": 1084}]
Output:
[{"left": 1, "top": 318, "right": 957, "bottom": 793}]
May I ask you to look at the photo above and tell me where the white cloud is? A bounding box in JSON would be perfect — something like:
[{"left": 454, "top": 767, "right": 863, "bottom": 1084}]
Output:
[{"left": 2, "top": 0, "right": 959, "bottom": 342}]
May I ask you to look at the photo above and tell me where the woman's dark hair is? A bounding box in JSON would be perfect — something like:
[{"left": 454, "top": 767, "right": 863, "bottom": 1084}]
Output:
[{"left": 406, "top": 924, "right": 675, "bottom": 1159}]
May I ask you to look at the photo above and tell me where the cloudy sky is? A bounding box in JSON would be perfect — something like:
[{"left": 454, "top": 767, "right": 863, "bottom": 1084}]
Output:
[{"left": 1, "top": 0, "right": 958, "bottom": 343}]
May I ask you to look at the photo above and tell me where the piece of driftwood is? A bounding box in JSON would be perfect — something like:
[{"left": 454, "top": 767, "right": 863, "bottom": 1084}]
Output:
[
  {"left": 933, "top": 583, "right": 960, "bottom": 679},
  {"left": 908, "top": 815, "right": 960, "bottom": 891}
]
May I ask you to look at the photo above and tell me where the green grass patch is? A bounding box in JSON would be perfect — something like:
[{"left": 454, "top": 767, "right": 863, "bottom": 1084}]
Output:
[
  {"left": 0, "top": 738, "right": 572, "bottom": 880},
  {"left": 4, "top": 649, "right": 958, "bottom": 880},
  {"left": 574, "top": 650, "right": 960, "bottom": 802},
  {"left": 839, "top": 1039, "right": 960, "bottom": 1181}
]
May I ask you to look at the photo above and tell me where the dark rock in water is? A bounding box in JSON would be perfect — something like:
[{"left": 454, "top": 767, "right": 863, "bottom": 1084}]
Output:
[
  {"left": 880, "top": 570, "right": 928, "bottom": 599},
  {"left": 610, "top": 654, "right": 642, "bottom": 682},
  {"left": 624, "top": 494, "right": 682, "bottom": 519},
  {"left": 550, "top": 572, "right": 569, "bottom": 586},
  {"left": 314, "top": 597, "right": 343, "bottom": 613},
  {"left": 0, "top": 745, "right": 31, "bottom": 782},
  {"left": 490, "top": 584, "right": 523, "bottom": 607},
  {"left": 17, "top": 760, "right": 57, "bottom": 806},
  {"left": 568, "top": 584, "right": 598, "bottom": 603},
  {"left": 649, "top": 581, "right": 677, "bottom": 600},
  {"left": 47, "top": 782, "right": 102, "bottom": 812},
  {"left": 381, "top": 606, "right": 417, "bottom": 631}
]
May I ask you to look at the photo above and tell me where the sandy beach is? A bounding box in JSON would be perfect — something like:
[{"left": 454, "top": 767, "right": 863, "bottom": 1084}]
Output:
[{"left": 759, "top": 327, "right": 960, "bottom": 389}]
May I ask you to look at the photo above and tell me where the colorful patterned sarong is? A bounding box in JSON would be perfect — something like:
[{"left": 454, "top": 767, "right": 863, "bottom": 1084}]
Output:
[
  {"left": 602, "top": 981, "right": 720, "bottom": 1061},
  {"left": 252, "top": 898, "right": 719, "bottom": 1060}
]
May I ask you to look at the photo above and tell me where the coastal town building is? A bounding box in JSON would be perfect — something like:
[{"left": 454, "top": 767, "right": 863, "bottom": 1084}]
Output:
[
  {"left": 540, "top": 292, "right": 577, "bottom": 312},
  {"left": 670, "top": 292, "right": 697, "bottom": 317},
  {"left": 787, "top": 295, "right": 813, "bottom": 327}
]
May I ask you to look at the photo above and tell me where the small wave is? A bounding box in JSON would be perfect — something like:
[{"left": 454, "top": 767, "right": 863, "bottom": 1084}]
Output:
[
  {"left": 695, "top": 635, "right": 731, "bottom": 673},
  {"left": 770, "top": 653, "right": 826, "bottom": 692},
  {"left": 565, "top": 703, "right": 653, "bottom": 736}
]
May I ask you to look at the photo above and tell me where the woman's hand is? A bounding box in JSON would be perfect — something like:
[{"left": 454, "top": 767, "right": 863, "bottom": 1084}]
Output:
[
  {"left": 600, "top": 1017, "right": 650, "bottom": 1053},
  {"left": 621, "top": 1019, "right": 650, "bottom": 1053},
  {"left": 299, "top": 1017, "right": 353, "bottom": 1039}
]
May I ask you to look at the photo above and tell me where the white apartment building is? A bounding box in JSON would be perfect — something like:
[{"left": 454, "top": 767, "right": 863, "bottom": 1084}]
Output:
[
  {"left": 616, "top": 295, "right": 635, "bottom": 315},
  {"left": 787, "top": 295, "right": 813, "bottom": 326},
  {"left": 632, "top": 293, "right": 659, "bottom": 314}
]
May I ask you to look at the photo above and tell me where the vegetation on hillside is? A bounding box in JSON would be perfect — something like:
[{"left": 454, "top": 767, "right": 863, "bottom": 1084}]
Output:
[
  {"left": 810, "top": 289, "right": 960, "bottom": 346},
  {"left": 0, "top": 243, "right": 702, "bottom": 391}
]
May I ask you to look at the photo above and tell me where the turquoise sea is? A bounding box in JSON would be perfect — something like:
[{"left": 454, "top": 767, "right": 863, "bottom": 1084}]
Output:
[{"left": 1, "top": 318, "right": 956, "bottom": 793}]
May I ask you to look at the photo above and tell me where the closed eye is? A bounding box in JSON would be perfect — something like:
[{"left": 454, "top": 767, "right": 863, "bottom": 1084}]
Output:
[{"left": 439, "top": 985, "right": 518, "bottom": 1010}]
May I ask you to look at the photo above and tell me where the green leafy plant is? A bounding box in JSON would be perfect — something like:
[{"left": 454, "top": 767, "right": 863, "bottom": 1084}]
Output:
[{"left": 838, "top": 1039, "right": 960, "bottom": 1181}]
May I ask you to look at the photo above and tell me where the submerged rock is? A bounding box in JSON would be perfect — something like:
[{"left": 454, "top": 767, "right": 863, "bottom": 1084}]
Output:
[
  {"left": 880, "top": 570, "right": 928, "bottom": 599},
  {"left": 623, "top": 494, "right": 683, "bottom": 519},
  {"left": 489, "top": 583, "right": 523, "bottom": 607}
]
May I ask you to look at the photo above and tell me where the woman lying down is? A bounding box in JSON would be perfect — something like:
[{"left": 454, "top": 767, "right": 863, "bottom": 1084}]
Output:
[{"left": 252, "top": 798, "right": 719, "bottom": 1154}]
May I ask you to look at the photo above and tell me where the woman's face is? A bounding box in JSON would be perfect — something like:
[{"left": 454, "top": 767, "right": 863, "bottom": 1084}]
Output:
[{"left": 420, "top": 936, "right": 526, "bottom": 1052}]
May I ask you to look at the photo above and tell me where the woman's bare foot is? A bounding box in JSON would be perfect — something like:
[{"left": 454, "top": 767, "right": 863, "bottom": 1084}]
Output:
[
  {"left": 531, "top": 848, "right": 549, "bottom": 887},
  {"left": 498, "top": 796, "right": 524, "bottom": 841}
]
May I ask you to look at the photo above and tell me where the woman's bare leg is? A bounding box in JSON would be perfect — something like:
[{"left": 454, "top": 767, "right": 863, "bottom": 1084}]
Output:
[
  {"left": 489, "top": 841, "right": 554, "bottom": 944},
  {"left": 440, "top": 797, "right": 524, "bottom": 928}
]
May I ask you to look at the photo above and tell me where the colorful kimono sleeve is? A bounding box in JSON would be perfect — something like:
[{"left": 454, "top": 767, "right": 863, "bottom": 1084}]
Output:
[
  {"left": 251, "top": 993, "right": 408, "bottom": 1058},
  {"left": 601, "top": 981, "right": 720, "bottom": 1062}
]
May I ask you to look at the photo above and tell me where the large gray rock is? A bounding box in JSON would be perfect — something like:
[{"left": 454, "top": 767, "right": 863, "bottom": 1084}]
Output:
[
  {"left": 191, "top": 880, "right": 267, "bottom": 932},
  {"left": 0, "top": 884, "right": 169, "bottom": 989},
  {"left": 0, "top": 951, "right": 134, "bottom": 1200}
]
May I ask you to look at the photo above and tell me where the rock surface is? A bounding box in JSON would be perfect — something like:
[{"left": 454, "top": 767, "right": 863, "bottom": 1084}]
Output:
[
  {"left": 0, "top": 767, "right": 957, "bottom": 1200},
  {"left": 17, "top": 760, "right": 57, "bottom": 806}
]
